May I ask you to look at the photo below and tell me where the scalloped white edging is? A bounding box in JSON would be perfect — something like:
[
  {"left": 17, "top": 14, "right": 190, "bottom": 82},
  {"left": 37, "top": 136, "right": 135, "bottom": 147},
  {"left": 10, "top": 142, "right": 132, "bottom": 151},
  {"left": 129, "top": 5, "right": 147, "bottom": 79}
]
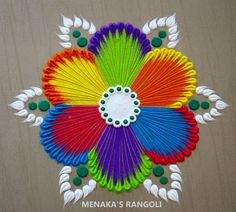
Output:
[
  {"left": 143, "top": 164, "right": 182, "bottom": 203},
  {"left": 142, "top": 13, "right": 180, "bottom": 49},
  {"left": 195, "top": 85, "right": 229, "bottom": 124},
  {"left": 59, "top": 166, "right": 97, "bottom": 206},
  {"left": 9, "top": 87, "right": 44, "bottom": 127},
  {"left": 58, "top": 15, "right": 96, "bottom": 48}
]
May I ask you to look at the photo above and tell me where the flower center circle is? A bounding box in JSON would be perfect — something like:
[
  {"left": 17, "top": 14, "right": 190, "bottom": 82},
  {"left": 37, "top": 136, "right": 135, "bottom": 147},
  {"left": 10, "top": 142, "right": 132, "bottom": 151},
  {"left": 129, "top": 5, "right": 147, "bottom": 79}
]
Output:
[{"left": 99, "top": 86, "right": 141, "bottom": 127}]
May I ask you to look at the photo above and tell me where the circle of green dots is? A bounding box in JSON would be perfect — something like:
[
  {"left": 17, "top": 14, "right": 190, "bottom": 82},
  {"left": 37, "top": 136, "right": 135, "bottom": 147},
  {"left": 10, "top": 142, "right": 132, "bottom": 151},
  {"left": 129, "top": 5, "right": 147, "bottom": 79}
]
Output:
[
  {"left": 73, "top": 177, "right": 82, "bottom": 186},
  {"left": 109, "top": 88, "right": 114, "bottom": 93},
  {"left": 134, "top": 109, "right": 139, "bottom": 113},
  {"left": 130, "top": 93, "right": 135, "bottom": 98},
  {"left": 151, "top": 37, "right": 162, "bottom": 48},
  {"left": 38, "top": 100, "right": 50, "bottom": 112},
  {"left": 201, "top": 101, "right": 210, "bottom": 109},
  {"left": 104, "top": 93, "right": 109, "bottom": 98},
  {"left": 101, "top": 107, "right": 106, "bottom": 111},
  {"left": 123, "top": 119, "right": 128, "bottom": 124},
  {"left": 72, "top": 30, "right": 81, "bottom": 38},
  {"left": 153, "top": 166, "right": 164, "bottom": 177},
  {"left": 160, "top": 176, "right": 168, "bottom": 185},
  {"left": 134, "top": 101, "right": 139, "bottom": 106},
  {"left": 28, "top": 101, "right": 37, "bottom": 110},
  {"left": 77, "top": 166, "right": 88, "bottom": 178},
  {"left": 108, "top": 118, "right": 113, "bottom": 122},
  {"left": 188, "top": 99, "right": 200, "bottom": 111},
  {"left": 117, "top": 87, "right": 122, "bottom": 92},
  {"left": 103, "top": 113, "right": 108, "bottom": 117},
  {"left": 77, "top": 37, "right": 88, "bottom": 47},
  {"left": 124, "top": 88, "right": 129, "bottom": 93},
  {"left": 100, "top": 100, "right": 106, "bottom": 104},
  {"left": 130, "top": 115, "right": 135, "bottom": 120},
  {"left": 158, "top": 31, "right": 167, "bottom": 38},
  {"left": 115, "top": 120, "right": 120, "bottom": 125}
]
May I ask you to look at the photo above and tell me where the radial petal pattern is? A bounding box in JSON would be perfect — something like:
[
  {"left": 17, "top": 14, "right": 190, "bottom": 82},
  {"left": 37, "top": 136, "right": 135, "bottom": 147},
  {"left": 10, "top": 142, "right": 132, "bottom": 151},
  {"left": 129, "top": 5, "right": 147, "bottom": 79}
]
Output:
[
  {"left": 88, "top": 126, "right": 152, "bottom": 192},
  {"left": 131, "top": 106, "right": 199, "bottom": 165},
  {"left": 40, "top": 104, "right": 106, "bottom": 166},
  {"left": 42, "top": 49, "right": 108, "bottom": 105},
  {"left": 131, "top": 48, "right": 197, "bottom": 108},
  {"left": 88, "top": 23, "right": 151, "bottom": 87}
]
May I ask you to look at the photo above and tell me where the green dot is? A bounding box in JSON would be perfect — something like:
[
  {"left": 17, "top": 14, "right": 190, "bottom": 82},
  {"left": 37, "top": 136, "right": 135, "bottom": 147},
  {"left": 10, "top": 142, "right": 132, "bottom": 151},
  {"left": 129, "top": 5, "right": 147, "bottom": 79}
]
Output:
[
  {"left": 73, "top": 177, "right": 82, "bottom": 186},
  {"left": 101, "top": 107, "right": 106, "bottom": 111},
  {"left": 201, "top": 101, "right": 210, "bottom": 109},
  {"left": 28, "top": 101, "right": 37, "bottom": 110},
  {"left": 158, "top": 31, "right": 167, "bottom": 38},
  {"left": 151, "top": 37, "right": 162, "bottom": 48},
  {"left": 123, "top": 119, "right": 128, "bottom": 124},
  {"left": 160, "top": 176, "right": 168, "bottom": 185},
  {"left": 72, "top": 30, "right": 81, "bottom": 38},
  {"left": 134, "top": 109, "right": 139, "bottom": 113},
  {"left": 77, "top": 37, "right": 88, "bottom": 47},
  {"left": 130, "top": 93, "right": 135, "bottom": 98},
  {"left": 108, "top": 118, "right": 113, "bottom": 122},
  {"left": 77, "top": 166, "right": 88, "bottom": 178},
  {"left": 134, "top": 101, "right": 139, "bottom": 105},
  {"left": 38, "top": 100, "right": 50, "bottom": 112},
  {"left": 117, "top": 87, "right": 122, "bottom": 91},
  {"left": 100, "top": 100, "right": 106, "bottom": 104},
  {"left": 188, "top": 99, "right": 200, "bottom": 111},
  {"left": 109, "top": 88, "right": 114, "bottom": 93},
  {"left": 103, "top": 113, "right": 108, "bottom": 117},
  {"left": 130, "top": 115, "right": 135, "bottom": 120},
  {"left": 124, "top": 88, "right": 129, "bottom": 93},
  {"left": 115, "top": 120, "right": 120, "bottom": 125},
  {"left": 103, "top": 93, "right": 109, "bottom": 98},
  {"left": 153, "top": 166, "right": 164, "bottom": 177}
]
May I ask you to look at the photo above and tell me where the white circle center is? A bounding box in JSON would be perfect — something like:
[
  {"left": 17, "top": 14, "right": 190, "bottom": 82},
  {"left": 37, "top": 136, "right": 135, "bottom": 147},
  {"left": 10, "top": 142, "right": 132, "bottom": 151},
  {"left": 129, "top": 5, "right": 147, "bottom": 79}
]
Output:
[{"left": 106, "top": 93, "right": 134, "bottom": 120}]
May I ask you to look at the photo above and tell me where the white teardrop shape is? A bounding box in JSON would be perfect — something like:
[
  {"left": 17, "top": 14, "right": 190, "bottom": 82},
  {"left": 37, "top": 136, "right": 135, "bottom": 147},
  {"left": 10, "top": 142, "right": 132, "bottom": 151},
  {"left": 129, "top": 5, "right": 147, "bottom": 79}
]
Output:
[
  {"left": 82, "top": 185, "right": 90, "bottom": 198},
  {"left": 203, "top": 89, "right": 215, "bottom": 97},
  {"left": 215, "top": 100, "right": 228, "bottom": 110},
  {"left": 167, "top": 40, "right": 179, "bottom": 48},
  {"left": 208, "top": 94, "right": 221, "bottom": 102},
  {"left": 171, "top": 173, "right": 183, "bottom": 182},
  {"left": 159, "top": 188, "right": 168, "bottom": 202},
  {"left": 167, "top": 189, "right": 179, "bottom": 203},
  {"left": 157, "top": 17, "right": 167, "bottom": 27},
  {"left": 82, "top": 18, "right": 90, "bottom": 30},
  {"left": 203, "top": 113, "right": 215, "bottom": 121},
  {"left": 60, "top": 182, "right": 71, "bottom": 194},
  {"left": 22, "top": 89, "right": 35, "bottom": 98},
  {"left": 196, "top": 86, "right": 208, "bottom": 94},
  {"left": 74, "top": 16, "right": 82, "bottom": 28},
  {"left": 210, "top": 108, "right": 222, "bottom": 117},
  {"left": 168, "top": 31, "right": 179, "bottom": 41},
  {"left": 88, "top": 179, "right": 96, "bottom": 190},
  {"left": 195, "top": 114, "right": 207, "bottom": 124},
  {"left": 9, "top": 100, "right": 24, "bottom": 110},
  {"left": 89, "top": 22, "right": 96, "bottom": 34},
  {"left": 60, "top": 42, "right": 72, "bottom": 48},
  {"left": 57, "top": 34, "right": 70, "bottom": 42},
  {"left": 149, "top": 17, "right": 158, "bottom": 30},
  {"left": 142, "top": 22, "right": 151, "bottom": 34},
  {"left": 62, "top": 15, "right": 73, "bottom": 28},
  {"left": 58, "top": 25, "right": 70, "bottom": 34},
  {"left": 31, "top": 87, "right": 42, "bottom": 96},
  {"left": 150, "top": 184, "right": 159, "bottom": 198},
  {"left": 74, "top": 189, "right": 83, "bottom": 203},
  {"left": 23, "top": 114, "right": 36, "bottom": 123},
  {"left": 14, "top": 109, "right": 28, "bottom": 117},
  {"left": 166, "top": 13, "right": 176, "bottom": 27},
  {"left": 171, "top": 181, "right": 182, "bottom": 191},
  {"left": 59, "top": 166, "right": 72, "bottom": 175},
  {"left": 31, "top": 116, "right": 44, "bottom": 127},
  {"left": 15, "top": 94, "right": 28, "bottom": 102},
  {"left": 143, "top": 179, "right": 152, "bottom": 192},
  {"left": 64, "top": 190, "right": 75, "bottom": 206},
  {"left": 59, "top": 174, "right": 70, "bottom": 185},
  {"left": 168, "top": 24, "right": 178, "bottom": 34},
  {"left": 169, "top": 165, "right": 182, "bottom": 174}
]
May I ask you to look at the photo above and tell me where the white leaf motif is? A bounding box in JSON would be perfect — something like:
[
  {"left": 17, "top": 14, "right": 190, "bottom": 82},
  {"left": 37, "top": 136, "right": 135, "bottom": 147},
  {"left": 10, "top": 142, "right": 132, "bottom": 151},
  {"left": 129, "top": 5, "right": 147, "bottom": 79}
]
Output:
[
  {"left": 169, "top": 165, "right": 181, "bottom": 174},
  {"left": 23, "top": 114, "right": 36, "bottom": 123},
  {"left": 195, "top": 114, "right": 207, "bottom": 124},
  {"left": 150, "top": 184, "right": 159, "bottom": 198},
  {"left": 82, "top": 18, "right": 90, "bottom": 30},
  {"left": 142, "top": 22, "right": 151, "bottom": 34},
  {"left": 149, "top": 17, "right": 158, "bottom": 29},
  {"left": 171, "top": 173, "right": 182, "bottom": 182},
  {"left": 171, "top": 181, "right": 182, "bottom": 191},
  {"left": 31, "top": 116, "right": 44, "bottom": 127},
  {"left": 15, "top": 94, "right": 28, "bottom": 102},
  {"left": 82, "top": 185, "right": 90, "bottom": 198},
  {"left": 59, "top": 166, "right": 72, "bottom": 175},
  {"left": 62, "top": 15, "right": 73, "bottom": 28},
  {"left": 157, "top": 17, "right": 167, "bottom": 27},
  {"left": 168, "top": 24, "right": 178, "bottom": 34},
  {"left": 57, "top": 34, "right": 70, "bottom": 42},
  {"left": 215, "top": 100, "right": 228, "bottom": 110},
  {"left": 74, "top": 16, "right": 82, "bottom": 27},
  {"left": 159, "top": 188, "right": 168, "bottom": 202},
  {"left": 167, "top": 40, "right": 179, "bottom": 48},
  {"left": 22, "top": 89, "right": 35, "bottom": 98},
  {"left": 89, "top": 22, "right": 96, "bottom": 34},
  {"left": 9, "top": 101, "right": 24, "bottom": 110},
  {"left": 165, "top": 13, "right": 176, "bottom": 27},
  {"left": 203, "top": 113, "right": 215, "bottom": 121},
  {"left": 58, "top": 25, "right": 70, "bottom": 34},
  {"left": 210, "top": 108, "right": 222, "bottom": 117},
  {"left": 60, "top": 182, "right": 71, "bottom": 194},
  {"left": 143, "top": 179, "right": 152, "bottom": 192},
  {"left": 31, "top": 87, "right": 42, "bottom": 96},
  {"left": 14, "top": 109, "right": 28, "bottom": 117},
  {"left": 208, "top": 94, "right": 221, "bottom": 102},
  {"left": 64, "top": 190, "right": 75, "bottom": 206},
  {"left": 167, "top": 189, "right": 179, "bottom": 203},
  {"left": 74, "top": 189, "right": 83, "bottom": 203},
  {"left": 196, "top": 86, "right": 208, "bottom": 94},
  {"left": 60, "top": 42, "right": 72, "bottom": 48},
  {"left": 59, "top": 174, "right": 69, "bottom": 185}
]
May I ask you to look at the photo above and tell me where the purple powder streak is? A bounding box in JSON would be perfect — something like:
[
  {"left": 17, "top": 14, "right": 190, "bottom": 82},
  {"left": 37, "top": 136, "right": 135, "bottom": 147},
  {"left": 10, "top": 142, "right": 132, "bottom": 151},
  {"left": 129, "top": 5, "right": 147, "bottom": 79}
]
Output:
[
  {"left": 95, "top": 126, "right": 144, "bottom": 185},
  {"left": 88, "top": 22, "right": 151, "bottom": 56}
]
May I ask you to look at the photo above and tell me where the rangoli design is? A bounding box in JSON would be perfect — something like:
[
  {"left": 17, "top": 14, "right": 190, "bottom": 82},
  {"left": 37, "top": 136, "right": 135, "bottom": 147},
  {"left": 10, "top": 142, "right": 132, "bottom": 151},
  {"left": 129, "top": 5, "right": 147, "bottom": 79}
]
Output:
[{"left": 9, "top": 14, "right": 229, "bottom": 206}]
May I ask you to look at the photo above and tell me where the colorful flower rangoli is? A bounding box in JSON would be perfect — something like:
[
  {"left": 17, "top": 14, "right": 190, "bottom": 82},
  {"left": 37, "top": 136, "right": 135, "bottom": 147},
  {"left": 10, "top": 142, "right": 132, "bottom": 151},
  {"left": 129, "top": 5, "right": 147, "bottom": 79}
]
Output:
[{"left": 9, "top": 14, "right": 229, "bottom": 206}]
